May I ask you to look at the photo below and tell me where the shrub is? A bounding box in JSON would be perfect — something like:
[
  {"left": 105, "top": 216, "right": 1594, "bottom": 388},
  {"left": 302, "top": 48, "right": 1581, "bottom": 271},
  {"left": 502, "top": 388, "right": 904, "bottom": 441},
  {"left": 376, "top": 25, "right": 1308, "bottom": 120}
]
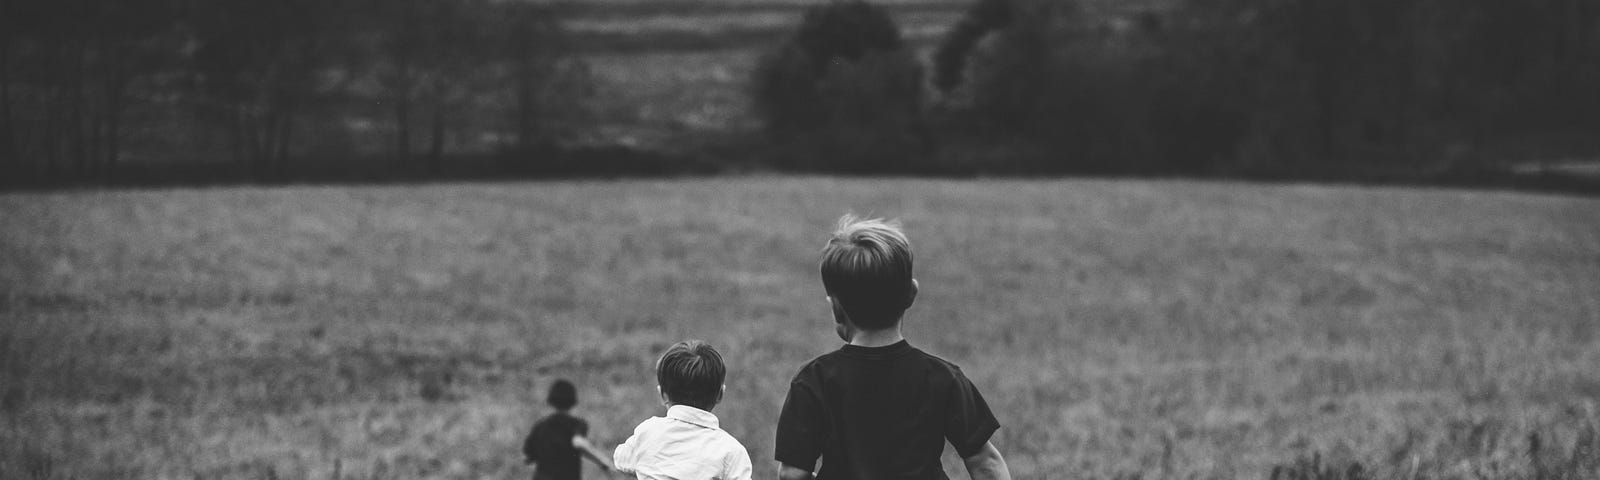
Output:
[
  {"left": 930, "top": 0, "right": 1248, "bottom": 173},
  {"left": 752, "top": 0, "right": 925, "bottom": 172}
]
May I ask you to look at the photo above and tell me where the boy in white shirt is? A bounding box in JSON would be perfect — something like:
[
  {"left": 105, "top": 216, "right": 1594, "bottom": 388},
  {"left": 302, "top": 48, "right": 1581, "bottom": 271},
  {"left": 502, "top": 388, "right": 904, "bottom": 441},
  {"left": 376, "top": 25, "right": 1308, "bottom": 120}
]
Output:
[{"left": 613, "top": 340, "right": 753, "bottom": 480}]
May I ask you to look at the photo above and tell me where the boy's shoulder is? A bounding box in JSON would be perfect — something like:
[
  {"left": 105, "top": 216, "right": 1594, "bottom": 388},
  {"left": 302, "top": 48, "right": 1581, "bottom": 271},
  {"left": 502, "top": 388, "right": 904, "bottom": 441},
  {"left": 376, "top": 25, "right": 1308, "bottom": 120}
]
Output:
[
  {"left": 627, "top": 414, "right": 747, "bottom": 456},
  {"left": 789, "top": 343, "right": 969, "bottom": 382},
  {"left": 540, "top": 411, "right": 585, "bottom": 423},
  {"left": 534, "top": 411, "right": 588, "bottom": 433},
  {"left": 630, "top": 414, "right": 671, "bottom": 434},
  {"left": 917, "top": 348, "right": 971, "bottom": 373},
  {"left": 711, "top": 423, "right": 748, "bottom": 449},
  {"left": 786, "top": 347, "right": 852, "bottom": 380}
]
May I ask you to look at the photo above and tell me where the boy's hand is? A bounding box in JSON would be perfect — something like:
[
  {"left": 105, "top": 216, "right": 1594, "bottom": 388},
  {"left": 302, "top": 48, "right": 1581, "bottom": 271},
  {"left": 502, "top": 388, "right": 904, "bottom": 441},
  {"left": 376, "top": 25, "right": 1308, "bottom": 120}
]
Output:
[{"left": 778, "top": 464, "right": 814, "bottom": 480}]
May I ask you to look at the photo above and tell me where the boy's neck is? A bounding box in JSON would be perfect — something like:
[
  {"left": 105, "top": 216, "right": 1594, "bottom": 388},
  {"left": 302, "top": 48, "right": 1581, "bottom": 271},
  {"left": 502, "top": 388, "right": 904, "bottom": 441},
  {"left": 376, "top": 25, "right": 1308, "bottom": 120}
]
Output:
[
  {"left": 665, "top": 402, "right": 715, "bottom": 412},
  {"left": 848, "top": 326, "right": 905, "bottom": 348}
]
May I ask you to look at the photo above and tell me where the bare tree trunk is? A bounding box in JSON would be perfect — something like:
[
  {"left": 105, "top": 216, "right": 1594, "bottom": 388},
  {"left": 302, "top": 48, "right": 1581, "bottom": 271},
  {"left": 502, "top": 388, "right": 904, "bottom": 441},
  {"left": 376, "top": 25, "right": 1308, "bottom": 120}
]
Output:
[
  {"left": 101, "top": 65, "right": 127, "bottom": 178},
  {"left": 1313, "top": 70, "right": 1336, "bottom": 161},
  {"left": 516, "top": 75, "right": 539, "bottom": 148},
  {"left": 393, "top": 51, "right": 414, "bottom": 164},
  {"left": 275, "top": 102, "right": 293, "bottom": 167},
  {"left": 43, "top": 86, "right": 60, "bottom": 174},
  {"left": 1563, "top": 0, "right": 1589, "bottom": 75},
  {"left": 0, "top": 37, "right": 14, "bottom": 168},
  {"left": 248, "top": 103, "right": 268, "bottom": 171},
  {"left": 259, "top": 106, "right": 278, "bottom": 173},
  {"left": 230, "top": 103, "right": 246, "bottom": 165},
  {"left": 429, "top": 89, "right": 445, "bottom": 172},
  {"left": 396, "top": 95, "right": 411, "bottom": 164},
  {"left": 71, "top": 42, "right": 89, "bottom": 173},
  {"left": 516, "top": 81, "right": 532, "bottom": 148},
  {"left": 105, "top": 87, "right": 122, "bottom": 172}
]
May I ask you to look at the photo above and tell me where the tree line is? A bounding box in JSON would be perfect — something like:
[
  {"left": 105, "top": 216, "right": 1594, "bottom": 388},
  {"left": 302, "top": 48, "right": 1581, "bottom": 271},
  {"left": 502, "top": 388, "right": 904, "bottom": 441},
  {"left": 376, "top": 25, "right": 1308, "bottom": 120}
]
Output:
[
  {"left": 754, "top": 0, "right": 1600, "bottom": 177},
  {"left": 0, "top": 0, "right": 589, "bottom": 182},
  {"left": 3, "top": 0, "right": 1597, "bottom": 185}
]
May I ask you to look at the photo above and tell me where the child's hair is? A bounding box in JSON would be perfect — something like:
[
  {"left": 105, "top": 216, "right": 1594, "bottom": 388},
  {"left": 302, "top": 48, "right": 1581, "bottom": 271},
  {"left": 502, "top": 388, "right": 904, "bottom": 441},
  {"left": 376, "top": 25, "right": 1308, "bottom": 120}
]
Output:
[
  {"left": 656, "top": 340, "right": 725, "bottom": 411},
  {"left": 547, "top": 379, "right": 577, "bottom": 410},
  {"left": 819, "top": 214, "right": 914, "bottom": 330}
]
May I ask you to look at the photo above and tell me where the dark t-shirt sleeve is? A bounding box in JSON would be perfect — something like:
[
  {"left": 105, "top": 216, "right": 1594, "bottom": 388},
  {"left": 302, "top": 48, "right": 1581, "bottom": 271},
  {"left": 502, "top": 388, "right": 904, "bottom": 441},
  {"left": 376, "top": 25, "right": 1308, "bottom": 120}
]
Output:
[
  {"left": 944, "top": 368, "right": 1000, "bottom": 458},
  {"left": 574, "top": 417, "right": 589, "bottom": 438},
  {"left": 774, "top": 375, "right": 824, "bottom": 470}
]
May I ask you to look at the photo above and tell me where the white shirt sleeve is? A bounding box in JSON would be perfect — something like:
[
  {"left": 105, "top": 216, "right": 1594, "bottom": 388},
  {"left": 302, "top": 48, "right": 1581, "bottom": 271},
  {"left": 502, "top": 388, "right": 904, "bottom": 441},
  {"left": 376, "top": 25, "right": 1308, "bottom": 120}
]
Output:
[
  {"left": 725, "top": 444, "right": 754, "bottom": 480},
  {"left": 613, "top": 423, "right": 645, "bottom": 475}
]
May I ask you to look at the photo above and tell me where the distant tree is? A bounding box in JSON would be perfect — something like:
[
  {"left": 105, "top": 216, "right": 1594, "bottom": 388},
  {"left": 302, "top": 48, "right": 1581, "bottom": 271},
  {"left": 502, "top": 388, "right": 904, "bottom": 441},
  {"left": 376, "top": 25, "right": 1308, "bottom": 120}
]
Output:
[
  {"left": 382, "top": 0, "right": 486, "bottom": 170},
  {"left": 369, "top": 0, "right": 590, "bottom": 169},
  {"left": 927, "top": 0, "right": 1600, "bottom": 174},
  {"left": 752, "top": 0, "right": 925, "bottom": 172},
  {"left": 928, "top": 0, "right": 1234, "bottom": 172},
  {"left": 189, "top": 0, "right": 353, "bottom": 173},
  {"left": 1172, "top": 0, "right": 1600, "bottom": 168},
  {"left": 931, "top": 0, "right": 1012, "bottom": 96},
  {"left": 1449, "top": 0, "right": 1600, "bottom": 141},
  {"left": 2, "top": 0, "right": 600, "bottom": 183},
  {"left": 499, "top": 1, "right": 593, "bottom": 153},
  {"left": 0, "top": 0, "right": 182, "bottom": 178},
  {"left": 930, "top": 0, "right": 1063, "bottom": 135},
  {"left": 373, "top": 0, "right": 429, "bottom": 164}
]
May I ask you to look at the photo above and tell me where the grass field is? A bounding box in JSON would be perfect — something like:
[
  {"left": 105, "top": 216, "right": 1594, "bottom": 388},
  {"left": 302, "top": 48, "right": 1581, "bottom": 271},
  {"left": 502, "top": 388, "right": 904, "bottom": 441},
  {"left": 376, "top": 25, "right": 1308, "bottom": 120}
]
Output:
[{"left": 3, "top": 178, "right": 1599, "bottom": 479}]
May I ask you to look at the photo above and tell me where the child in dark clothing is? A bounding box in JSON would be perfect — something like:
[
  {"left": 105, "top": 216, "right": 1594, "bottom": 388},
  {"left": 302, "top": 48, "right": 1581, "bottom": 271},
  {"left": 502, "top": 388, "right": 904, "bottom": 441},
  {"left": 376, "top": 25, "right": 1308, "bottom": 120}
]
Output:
[
  {"left": 525, "top": 379, "right": 616, "bottom": 480},
  {"left": 775, "top": 215, "right": 1013, "bottom": 480}
]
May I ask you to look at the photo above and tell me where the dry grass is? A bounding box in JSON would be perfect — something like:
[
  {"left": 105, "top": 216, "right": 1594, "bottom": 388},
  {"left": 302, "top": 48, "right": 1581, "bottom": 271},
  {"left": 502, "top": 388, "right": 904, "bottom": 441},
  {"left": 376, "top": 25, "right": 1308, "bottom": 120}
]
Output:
[{"left": 2, "top": 178, "right": 1598, "bottom": 479}]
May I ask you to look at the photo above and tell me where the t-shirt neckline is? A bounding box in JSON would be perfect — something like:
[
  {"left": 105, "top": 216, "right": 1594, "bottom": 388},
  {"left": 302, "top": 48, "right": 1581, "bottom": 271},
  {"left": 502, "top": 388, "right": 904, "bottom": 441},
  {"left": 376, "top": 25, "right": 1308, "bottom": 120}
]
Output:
[{"left": 838, "top": 339, "right": 914, "bottom": 358}]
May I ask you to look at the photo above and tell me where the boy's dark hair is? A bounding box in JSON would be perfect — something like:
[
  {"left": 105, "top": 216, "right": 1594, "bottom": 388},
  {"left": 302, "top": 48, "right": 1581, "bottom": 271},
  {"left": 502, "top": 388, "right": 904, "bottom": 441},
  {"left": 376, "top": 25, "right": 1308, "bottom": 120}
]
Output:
[
  {"left": 820, "top": 214, "right": 914, "bottom": 330},
  {"left": 547, "top": 379, "right": 577, "bottom": 410},
  {"left": 656, "top": 340, "right": 725, "bottom": 411}
]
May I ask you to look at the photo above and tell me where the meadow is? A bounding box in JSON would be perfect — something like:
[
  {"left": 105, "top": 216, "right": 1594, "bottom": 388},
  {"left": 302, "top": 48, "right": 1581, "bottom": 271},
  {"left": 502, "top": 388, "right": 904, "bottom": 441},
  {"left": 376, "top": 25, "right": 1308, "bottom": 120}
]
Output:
[{"left": 2, "top": 178, "right": 1598, "bottom": 479}]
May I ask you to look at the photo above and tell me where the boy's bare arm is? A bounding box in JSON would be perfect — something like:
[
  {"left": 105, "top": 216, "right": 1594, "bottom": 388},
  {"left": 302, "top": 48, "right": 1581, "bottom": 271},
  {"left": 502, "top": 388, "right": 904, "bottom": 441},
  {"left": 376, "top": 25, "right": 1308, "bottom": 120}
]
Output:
[
  {"left": 572, "top": 435, "right": 617, "bottom": 472},
  {"left": 962, "top": 441, "right": 1012, "bottom": 480},
  {"left": 778, "top": 464, "right": 814, "bottom": 480}
]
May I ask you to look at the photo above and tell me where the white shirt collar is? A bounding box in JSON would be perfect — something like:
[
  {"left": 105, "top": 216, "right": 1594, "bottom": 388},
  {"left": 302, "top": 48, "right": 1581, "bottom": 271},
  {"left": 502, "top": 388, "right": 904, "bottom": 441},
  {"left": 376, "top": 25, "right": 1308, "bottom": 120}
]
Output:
[{"left": 665, "top": 404, "right": 720, "bottom": 429}]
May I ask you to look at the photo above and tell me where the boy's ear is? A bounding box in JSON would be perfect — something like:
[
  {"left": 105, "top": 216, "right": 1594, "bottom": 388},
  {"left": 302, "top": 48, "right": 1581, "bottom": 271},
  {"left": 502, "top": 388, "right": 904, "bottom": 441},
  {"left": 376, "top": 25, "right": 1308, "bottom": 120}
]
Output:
[
  {"left": 828, "top": 295, "right": 850, "bottom": 325},
  {"left": 828, "top": 296, "right": 853, "bottom": 342},
  {"left": 904, "top": 278, "right": 919, "bottom": 309},
  {"left": 657, "top": 385, "right": 668, "bottom": 407}
]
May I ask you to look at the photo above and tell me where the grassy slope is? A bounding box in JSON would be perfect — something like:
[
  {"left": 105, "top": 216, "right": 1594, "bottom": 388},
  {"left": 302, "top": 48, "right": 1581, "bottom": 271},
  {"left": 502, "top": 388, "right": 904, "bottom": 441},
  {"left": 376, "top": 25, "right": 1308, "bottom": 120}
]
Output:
[{"left": 2, "top": 178, "right": 1598, "bottom": 479}]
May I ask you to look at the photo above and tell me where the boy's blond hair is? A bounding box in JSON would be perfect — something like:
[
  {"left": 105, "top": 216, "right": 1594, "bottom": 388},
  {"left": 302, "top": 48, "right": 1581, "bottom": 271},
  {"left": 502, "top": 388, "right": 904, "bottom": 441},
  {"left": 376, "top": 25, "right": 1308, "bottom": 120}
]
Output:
[{"left": 819, "top": 214, "right": 914, "bottom": 329}]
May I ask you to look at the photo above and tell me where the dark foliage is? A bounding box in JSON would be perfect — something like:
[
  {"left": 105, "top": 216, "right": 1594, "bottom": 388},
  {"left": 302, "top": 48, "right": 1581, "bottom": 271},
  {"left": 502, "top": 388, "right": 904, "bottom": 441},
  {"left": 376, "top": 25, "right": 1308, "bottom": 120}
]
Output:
[
  {"left": 0, "top": 0, "right": 590, "bottom": 181},
  {"left": 931, "top": 0, "right": 1012, "bottom": 93},
  {"left": 752, "top": 0, "right": 926, "bottom": 173},
  {"left": 4, "top": 0, "right": 1599, "bottom": 186},
  {"left": 926, "top": 0, "right": 1247, "bottom": 173},
  {"left": 925, "top": 0, "right": 1600, "bottom": 176}
]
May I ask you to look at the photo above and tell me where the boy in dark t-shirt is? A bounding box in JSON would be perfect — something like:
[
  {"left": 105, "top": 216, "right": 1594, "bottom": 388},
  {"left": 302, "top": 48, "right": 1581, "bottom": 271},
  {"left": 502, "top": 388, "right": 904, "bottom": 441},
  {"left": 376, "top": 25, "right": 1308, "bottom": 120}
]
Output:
[
  {"left": 775, "top": 215, "right": 1012, "bottom": 480},
  {"left": 525, "top": 379, "right": 615, "bottom": 480}
]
